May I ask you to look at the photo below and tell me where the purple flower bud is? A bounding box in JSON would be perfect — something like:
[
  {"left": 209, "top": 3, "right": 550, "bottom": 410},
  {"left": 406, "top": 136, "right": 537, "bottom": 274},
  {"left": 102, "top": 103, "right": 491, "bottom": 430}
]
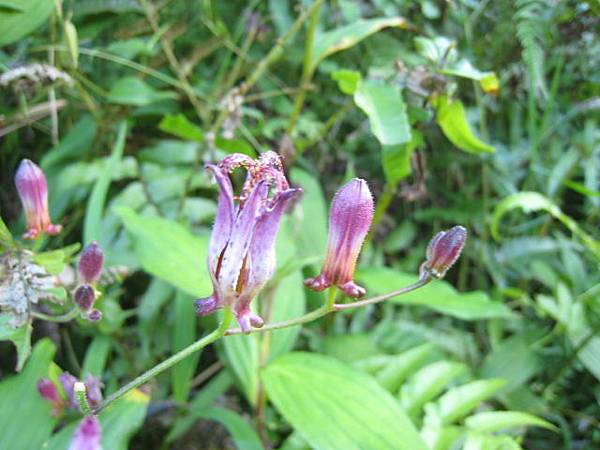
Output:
[
  {"left": 423, "top": 225, "right": 467, "bottom": 279},
  {"left": 84, "top": 375, "right": 103, "bottom": 407},
  {"left": 59, "top": 372, "right": 79, "bottom": 409},
  {"left": 304, "top": 178, "right": 373, "bottom": 298},
  {"left": 195, "top": 152, "right": 301, "bottom": 333},
  {"left": 38, "top": 378, "right": 63, "bottom": 415},
  {"left": 74, "top": 284, "right": 95, "bottom": 312},
  {"left": 69, "top": 415, "right": 101, "bottom": 450},
  {"left": 79, "top": 241, "right": 104, "bottom": 284},
  {"left": 14, "top": 159, "right": 62, "bottom": 239},
  {"left": 87, "top": 309, "right": 102, "bottom": 322}
]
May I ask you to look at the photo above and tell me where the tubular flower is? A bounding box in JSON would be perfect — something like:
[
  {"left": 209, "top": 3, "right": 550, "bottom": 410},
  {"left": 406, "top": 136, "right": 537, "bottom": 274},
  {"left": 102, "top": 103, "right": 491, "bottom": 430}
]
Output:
[
  {"left": 78, "top": 241, "right": 104, "bottom": 284},
  {"left": 69, "top": 415, "right": 102, "bottom": 450},
  {"left": 14, "top": 159, "right": 62, "bottom": 240},
  {"left": 37, "top": 378, "right": 63, "bottom": 416},
  {"left": 195, "top": 152, "right": 301, "bottom": 333},
  {"left": 421, "top": 225, "right": 467, "bottom": 279},
  {"left": 304, "top": 178, "right": 373, "bottom": 297}
]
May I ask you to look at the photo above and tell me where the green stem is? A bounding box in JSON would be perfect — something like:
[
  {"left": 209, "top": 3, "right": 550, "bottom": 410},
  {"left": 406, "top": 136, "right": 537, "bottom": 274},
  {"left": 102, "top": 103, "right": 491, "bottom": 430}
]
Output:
[
  {"left": 74, "top": 382, "right": 92, "bottom": 416},
  {"left": 31, "top": 308, "right": 78, "bottom": 323},
  {"left": 286, "top": 0, "right": 321, "bottom": 134},
  {"left": 94, "top": 308, "right": 233, "bottom": 414},
  {"left": 326, "top": 287, "right": 337, "bottom": 310}
]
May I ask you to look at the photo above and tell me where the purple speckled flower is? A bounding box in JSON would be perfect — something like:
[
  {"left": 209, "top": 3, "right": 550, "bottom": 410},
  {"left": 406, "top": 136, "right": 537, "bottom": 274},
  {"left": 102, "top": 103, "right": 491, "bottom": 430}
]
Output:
[
  {"left": 69, "top": 415, "right": 102, "bottom": 450},
  {"left": 14, "top": 159, "right": 62, "bottom": 239},
  {"left": 422, "top": 225, "right": 467, "bottom": 279},
  {"left": 60, "top": 372, "right": 104, "bottom": 410},
  {"left": 195, "top": 152, "right": 301, "bottom": 333},
  {"left": 60, "top": 372, "right": 79, "bottom": 409},
  {"left": 78, "top": 241, "right": 104, "bottom": 284},
  {"left": 304, "top": 178, "right": 373, "bottom": 297},
  {"left": 37, "top": 378, "right": 63, "bottom": 415}
]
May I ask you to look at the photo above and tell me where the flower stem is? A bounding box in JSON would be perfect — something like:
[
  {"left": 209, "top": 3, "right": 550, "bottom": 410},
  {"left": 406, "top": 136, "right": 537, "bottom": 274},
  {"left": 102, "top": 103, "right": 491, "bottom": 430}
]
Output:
[
  {"left": 334, "top": 276, "right": 431, "bottom": 310},
  {"left": 94, "top": 308, "right": 234, "bottom": 414},
  {"left": 31, "top": 308, "right": 78, "bottom": 323}
]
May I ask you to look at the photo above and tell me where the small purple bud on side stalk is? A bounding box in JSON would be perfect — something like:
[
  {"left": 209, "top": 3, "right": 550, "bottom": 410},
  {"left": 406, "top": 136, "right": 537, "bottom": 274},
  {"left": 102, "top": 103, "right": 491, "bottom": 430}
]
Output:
[
  {"left": 69, "top": 415, "right": 102, "bottom": 450},
  {"left": 14, "top": 159, "right": 62, "bottom": 240},
  {"left": 38, "top": 378, "right": 63, "bottom": 415},
  {"left": 74, "top": 284, "right": 95, "bottom": 312},
  {"left": 422, "top": 225, "right": 467, "bottom": 279},
  {"left": 79, "top": 241, "right": 104, "bottom": 284},
  {"left": 304, "top": 178, "right": 374, "bottom": 298},
  {"left": 87, "top": 309, "right": 102, "bottom": 322},
  {"left": 84, "top": 375, "right": 103, "bottom": 407}
]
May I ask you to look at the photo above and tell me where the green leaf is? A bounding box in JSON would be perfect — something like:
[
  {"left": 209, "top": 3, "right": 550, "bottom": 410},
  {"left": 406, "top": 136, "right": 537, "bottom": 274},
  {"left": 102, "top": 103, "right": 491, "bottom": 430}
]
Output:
[
  {"left": 46, "top": 389, "right": 149, "bottom": 450},
  {"left": 382, "top": 130, "right": 424, "bottom": 185},
  {"left": 435, "top": 96, "right": 495, "bottom": 154},
  {"left": 194, "top": 407, "right": 264, "bottom": 450},
  {"left": 64, "top": 18, "right": 79, "bottom": 68},
  {"left": 32, "top": 243, "right": 80, "bottom": 275},
  {"left": 463, "top": 432, "right": 523, "bottom": 450},
  {"left": 331, "top": 69, "right": 362, "bottom": 95},
  {"left": 440, "top": 59, "right": 499, "bottom": 93},
  {"left": 116, "top": 206, "right": 211, "bottom": 297},
  {"left": 41, "top": 115, "right": 98, "bottom": 169},
  {"left": 375, "top": 343, "right": 434, "bottom": 393},
  {"left": 222, "top": 330, "right": 259, "bottom": 405},
  {"left": 425, "top": 379, "right": 506, "bottom": 425},
  {"left": 0, "top": 213, "right": 15, "bottom": 249},
  {"left": 399, "top": 360, "right": 467, "bottom": 416},
  {"left": 0, "top": 316, "right": 33, "bottom": 371},
  {"left": 354, "top": 81, "right": 411, "bottom": 146},
  {"left": 0, "top": 339, "right": 57, "bottom": 450},
  {"left": 108, "top": 76, "right": 177, "bottom": 106},
  {"left": 311, "top": 17, "right": 408, "bottom": 70},
  {"left": 84, "top": 121, "right": 127, "bottom": 244},
  {"left": 0, "top": 0, "right": 54, "bottom": 47},
  {"left": 490, "top": 191, "right": 600, "bottom": 260},
  {"left": 357, "top": 267, "right": 513, "bottom": 320},
  {"left": 465, "top": 411, "right": 557, "bottom": 433},
  {"left": 262, "top": 352, "right": 429, "bottom": 450},
  {"left": 82, "top": 335, "right": 111, "bottom": 377},
  {"left": 159, "top": 113, "right": 204, "bottom": 142},
  {"left": 172, "top": 290, "right": 199, "bottom": 402}
]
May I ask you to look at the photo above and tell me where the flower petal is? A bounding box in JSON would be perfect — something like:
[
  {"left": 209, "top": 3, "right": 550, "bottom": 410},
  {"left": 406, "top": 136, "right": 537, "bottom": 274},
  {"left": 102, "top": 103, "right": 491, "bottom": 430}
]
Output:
[{"left": 206, "top": 164, "right": 235, "bottom": 274}]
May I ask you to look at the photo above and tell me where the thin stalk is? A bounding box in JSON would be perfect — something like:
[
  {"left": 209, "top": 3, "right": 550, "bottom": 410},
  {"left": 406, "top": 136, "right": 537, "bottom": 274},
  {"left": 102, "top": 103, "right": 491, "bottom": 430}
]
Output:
[
  {"left": 95, "top": 308, "right": 233, "bottom": 414},
  {"left": 32, "top": 308, "right": 78, "bottom": 323},
  {"left": 285, "top": 0, "right": 321, "bottom": 134},
  {"left": 334, "top": 277, "right": 430, "bottom": 310}
]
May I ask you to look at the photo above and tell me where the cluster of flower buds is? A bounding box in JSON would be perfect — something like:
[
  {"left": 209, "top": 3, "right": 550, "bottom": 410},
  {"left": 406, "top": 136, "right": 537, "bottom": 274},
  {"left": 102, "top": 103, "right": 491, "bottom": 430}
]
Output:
[
  {"left": 37, "top": 372, "right": 103, "bottom": 416},
  {"left": 195, "top": 152, "right": 301, "bottom": 333},
  {"left": 73, "top": 241, "right": 104, "bottom": 322},
  {"left": 14, "top": 159, "right": 62, "bottom": 240}
]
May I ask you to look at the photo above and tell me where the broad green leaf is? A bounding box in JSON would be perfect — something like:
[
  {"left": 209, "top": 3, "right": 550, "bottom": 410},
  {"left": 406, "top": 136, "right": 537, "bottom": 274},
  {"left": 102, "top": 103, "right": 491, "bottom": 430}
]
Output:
[
  {"left": 46, "top": 389, "right": 149, "bottom": 450},
  {"left": 399, "top": 360, "right": 467, "bottom": 415},
  {"left": 421, "top": 425, "right": 463, "bottom": 450},
  {"left": 465, "top": 411, "right": 557, "bottom": 433},
  {"left": 382, "top": 130, "right": 424, "bottom": 185},
  {"left": 490, "top": 191, "right": 600, "bottom": 260},
  {"left": 0, "top": 316, "right": 33, "bottom": 371},
  {"left": 375, "top": 343, "right": 434, "bottom": 393},
  {"left": 463, "top": 432, "right": 523, "bottom": 450},
  {"left": 354, "top": 81, "right": 411, "bottom": 146},
  {"left": 311, "top": 17, "right": 408, "bottom": 70},
  {"left": 0, "top": 213, "right": 15, "bottom": 249},
  {"left": 32, "top": 243, "right": 80, "bottom": 275},
  {"left": 108, "top": 76, "right": 177, "bottom": 106},
  {"left": 425, "top": 379, "right": 506, "bottom": 425},
  {"left": 139, "top": 139, "right": 199, "bottom": 165},
  {"left": 82, "top": 335, "right": 111, "bottom": 377},
  {"left": 435, "top": 96, "right": 495, "bottom": 154},
  {"left": 357, "top": 267, "right": 512, "bottom": 320},
  {"left": 440, "top": 59, "right": 499, "bottom": 94},
  {"left": 159, "top": 113, "right": 204, "bottom": 142},
  {"left": 323, "top": 334, "right": 380, "bottom": 364},
  {"left": 42, "top": 115, "right": 98, "bottom": 169},
  {"left": 0, "top": 339, "right": 57, "bottom": 450},
  {"left": 84, "top": 121, "right": 127, "bottom": 244},
  {"left": 116, "top": 206, "right": 211, "bottom": 297},
  {"left": 331, "top": 69, "right": 361, "bottom": 95},
  {"left": 172, "top": 290, "right": 199, "bottom": 402},
  {"left": 0, "top": 0, "right": 54, "bottom": 47},
  {"left": 222, "top": 330, "right": 259, "bottom": 405},
  {"left": 194, "top": 407, "right": 264, "bottom": 450},
  {"left": 262, "top": 352, "right": 429, "bottom": 450}
]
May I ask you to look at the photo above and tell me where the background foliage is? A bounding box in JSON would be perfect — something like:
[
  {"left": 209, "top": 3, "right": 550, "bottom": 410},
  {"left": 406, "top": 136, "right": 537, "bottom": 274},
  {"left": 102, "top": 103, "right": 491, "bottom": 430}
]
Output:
[{"left": 1, "top": 0, "right": 599, "bottom": 449}]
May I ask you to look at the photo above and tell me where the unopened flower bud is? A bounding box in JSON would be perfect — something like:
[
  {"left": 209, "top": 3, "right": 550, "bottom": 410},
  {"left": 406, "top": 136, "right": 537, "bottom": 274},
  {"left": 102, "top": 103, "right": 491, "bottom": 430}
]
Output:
[
  {"left": 84, "top": 374, "right": 103, "bottom": 407},
  {"left": 69, "top": 415, "right": 101, "bottom": 450},
  {"left": 422, "top": 225, "right": 467, "bottom": 279},
  {"left": 78, "top": 241, "right": 104, "bottom": 284},
  {"left": 87, "top": 309, "right": 102, "bottom": 322},
  {"left": 14, "top": 159, "right": 62, "bottom": 239},
  {"left": 38, "top": 378, "right": 63, "bottom": 415},
  {"left": 59, "top": 372, "right": 79, "bottom": 409},
  {"left": 74, "top": 284, "right": 95, "bottom": 312},
  {"left": 304, "top": 178, "right": 373, "bottom": 298}
]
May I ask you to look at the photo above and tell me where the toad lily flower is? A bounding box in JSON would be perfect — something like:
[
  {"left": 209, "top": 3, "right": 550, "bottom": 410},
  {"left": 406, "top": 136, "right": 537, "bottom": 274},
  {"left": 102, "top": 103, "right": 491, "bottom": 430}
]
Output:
[
  {"left": 195, "top": 152, "right": 301, "bottom": 333},
  {"left": 69, "top": 415, "right": 102, "bottom": 450},
  {"left": 304, "top": 178, "right": 373, "bottom": 298},
  {"left": 14, "top": 159, "right": 62, "bottom": 240}
]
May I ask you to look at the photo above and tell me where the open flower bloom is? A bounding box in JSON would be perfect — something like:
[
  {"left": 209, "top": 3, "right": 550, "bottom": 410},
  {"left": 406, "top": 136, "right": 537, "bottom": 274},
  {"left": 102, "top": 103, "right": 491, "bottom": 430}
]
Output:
[
  {"left": 421, "top": 225, "right": 467, "bottom": 279},
  {"left": 69, "top": 415, "right": 102, "bottom": 450},
  {"left": 195, "top": 152, "right": 301, "bottom": 333},
  {"left": 14, "top": 159, "right": 62, "bottom": 240},
  {"left": 304, "top": 178, "right": 373, "bottom": 298}
]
